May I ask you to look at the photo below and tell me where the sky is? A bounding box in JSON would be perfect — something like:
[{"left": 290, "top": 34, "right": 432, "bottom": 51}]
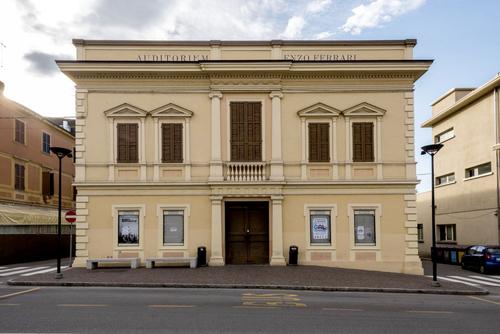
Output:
[{"left": 0, "top": 0, "right": 499, "bottom": 192}]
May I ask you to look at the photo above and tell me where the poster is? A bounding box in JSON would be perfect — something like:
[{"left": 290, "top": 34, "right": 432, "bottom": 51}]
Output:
[
  {"left": 311, "top": 215, "right": 330, "bottom": 244},
  {"left": 118, "top": 212, "right": 139, "bottom": 244}
]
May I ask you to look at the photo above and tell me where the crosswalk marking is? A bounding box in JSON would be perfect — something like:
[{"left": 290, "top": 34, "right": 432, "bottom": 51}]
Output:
[
  {"left": 0, "top": 266, "right": 49, "bottom": 277},
  {"left": 448, "top": 276, "right": 500, "bottom": 287},
  {"left": 0, "top": 267, "right": 28, "bottom": 274},
  {"left": 21, "top": 266, "right": 68, "bottom": 276},
  {"left": 469, "top": 275, "right": 500, "bottom": 284},
  {"left": 435, "top": 276, "right": 479, "bottom": 287}
]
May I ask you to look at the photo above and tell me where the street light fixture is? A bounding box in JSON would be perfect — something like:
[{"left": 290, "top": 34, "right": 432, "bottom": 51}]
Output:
[
  {"left": 50, "top": 146, "right": 73, "bottom": 279},
  {"left": 421, "top": 143, "right": 444, "bottom": 287}
]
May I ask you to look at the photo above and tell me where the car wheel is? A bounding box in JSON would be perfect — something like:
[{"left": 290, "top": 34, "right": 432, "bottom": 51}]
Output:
[
  {"left": 479, "top": 265, "right": 488, "bottom": 275},
  {"left": 461, "top": 261, "right": 467, "bottom": 270}
]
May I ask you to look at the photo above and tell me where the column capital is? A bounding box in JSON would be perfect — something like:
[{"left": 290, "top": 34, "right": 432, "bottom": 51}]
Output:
[
  {"left": 269, "top": 91, "right": 283, "bottom": 99},
  {"left": 210, "top": 195, "right": 223, "bottom": 203},
  {"left": 271, "top": 195, "right": 284, "bottom": 202},
  {"left": 209, "top": 91, "right": 223, "bottom": 99}
]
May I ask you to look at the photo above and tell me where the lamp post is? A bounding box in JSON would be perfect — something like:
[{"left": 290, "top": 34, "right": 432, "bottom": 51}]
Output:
[
  {"left": 421, "top": 143, "right": 443, "bottom": 287},
  {"left": 50, "top": 146, "right": 72, "bottom": 279}
]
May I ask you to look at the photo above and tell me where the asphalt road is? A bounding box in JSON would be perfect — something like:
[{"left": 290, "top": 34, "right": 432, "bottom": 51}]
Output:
[{"left": 1, "top": 286, "right": 499, "bottom": 334}]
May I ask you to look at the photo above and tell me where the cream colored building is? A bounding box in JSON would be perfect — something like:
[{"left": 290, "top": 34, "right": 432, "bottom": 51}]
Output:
[
  {"left": 419, "top": 75, "right": 500, "bottom": 256},
  {"left": 58, "top": 39, "right": 431, "bottom": 274}
]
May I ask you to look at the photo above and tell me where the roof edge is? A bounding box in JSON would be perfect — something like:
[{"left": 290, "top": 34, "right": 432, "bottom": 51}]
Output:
[
  {"left": 72, "top": 38, "right": 417, "bottom": 47},
  {"left": 430, "top": 87, "right": 476, "bottom": 106},
  {"left": 422, "top": 73, "right": 500, "bottom": 128}
]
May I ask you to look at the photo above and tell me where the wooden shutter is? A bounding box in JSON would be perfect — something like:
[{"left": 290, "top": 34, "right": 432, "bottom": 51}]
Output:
[
  {"left": 15, "top": 119, "right": 25, "bottom": 144},
  {"left": 308, "top": 123, "right": 330, "bottom": 162},
  {"left": 230, "top": 102, "right": 262, "bottom": 162},
  {"left": 162, "top": 123, "right": 183, "bottom": 163},
  {"left": 15, "top": 164, "right": 25, "bottom": 191},
  {"left": 352, "top": 122, "right": 374, "bottom": 162},
  {"left": 117, "top": 123, "right": 139, "bottom": 163}
]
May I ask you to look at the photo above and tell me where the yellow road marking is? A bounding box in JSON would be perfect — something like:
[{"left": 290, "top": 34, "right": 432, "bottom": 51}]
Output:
[
  {"left": 323, "top": 308, "right": 363, "bottom": 312},
  {"left": 58, "top": 304, "right": 108, "bottom": 307},
  {"left": 469, "top": 296, "right": 500, "bottom": 306},
  {"left": 149, "top": 304, "right": 195, "bottom": 308},
  {"left": 407, "top": 310, "right": 453, "bottom": 314},
  {"left": 0, "top": 287, "right": 40, "bottom": 300},
  {"left": 233, "top": 305, "right": 279, "bottom": 309}
]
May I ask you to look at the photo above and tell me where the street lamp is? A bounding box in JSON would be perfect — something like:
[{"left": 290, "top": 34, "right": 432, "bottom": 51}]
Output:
[
  {"left": 421, "top": 143, "right": 444, "bottom": 287},
  {"left": 50, "top": 146, "right": 73, "bottom": 279}
]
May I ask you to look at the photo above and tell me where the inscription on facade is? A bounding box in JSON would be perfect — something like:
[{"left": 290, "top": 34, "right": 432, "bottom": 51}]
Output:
[
  {"left": 137, "top": 54, "right": 209, "bottom": 61},
  {"left": 283, "top": 54, "right": 357, "bottom": 61}
]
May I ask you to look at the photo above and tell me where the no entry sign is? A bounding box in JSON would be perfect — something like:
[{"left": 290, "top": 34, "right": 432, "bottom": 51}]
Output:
[{"left": 65, "top": 210, "right": 77, "bottom": 223}]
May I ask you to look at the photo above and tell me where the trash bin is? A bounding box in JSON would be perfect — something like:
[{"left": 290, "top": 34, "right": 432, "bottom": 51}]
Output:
[
  {"left": 288, "top": 245, "right": 298, "bottom": 266},
  {"left": 197, "top": 246, "right": 207, "bottom": 267}
]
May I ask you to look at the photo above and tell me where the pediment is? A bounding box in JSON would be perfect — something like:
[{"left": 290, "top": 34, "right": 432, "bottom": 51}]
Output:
[
  {"left": 297, "top": 103, "right": 341, "bottom": 117},
  {"left": 343, "top": 102, "right": 386, "bottom": 117},
  {"left": 150, "top": 103, "right": 193, "bottom": 118},
  {"left": 104, "top": 103, "right": 147, "bottom": 117}
]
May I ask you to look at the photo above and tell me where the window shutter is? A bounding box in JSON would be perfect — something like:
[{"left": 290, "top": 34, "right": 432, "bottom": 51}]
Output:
[
  {"left": 42, "top": 171, "right": 50, "bottom": 196},
  {"left": 230, "top": 102, "right": 262, "bottom": 162},
  {"left": 162, "top": 123, "right": 183, "bottom": 163},
  {"left": 362, "top": 123, "right": 374, "bottom": 162},
  {"left": 117, "top": 123, "right": 138, "bottom": 163},
  {"left": 353, "top": 122, "right": 374, "bottom": 162},
  {"left": 308, "top": 123, "right": 330, "bottom": 162},
  {"left": 15, "top": 120, "right": 25, "bottom": 144}
]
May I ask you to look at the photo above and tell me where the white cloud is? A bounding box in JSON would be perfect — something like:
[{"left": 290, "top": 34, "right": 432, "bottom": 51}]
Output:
[
  {"left": 281, "top": 16, "right": 306, "bottom": 39},
  {"left": 342, "top": 0, "right": 426, "bottom": 35},
  {"left": 314, "top": 31, "right": 334, "bottom": 39},
  {"left": 306, "top": 0, "right": 332, "bottom": 14}
]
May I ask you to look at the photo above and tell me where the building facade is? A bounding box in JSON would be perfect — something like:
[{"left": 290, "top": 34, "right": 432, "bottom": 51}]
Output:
[
  {"left": 58, "top": 39, "right": 431, "bottom": 274},
  {"left": 0, "top": 81, "right": 75, "bottom": 264},
  {"left": 418, "top": 75, "right": 500, "bottom": 256}
]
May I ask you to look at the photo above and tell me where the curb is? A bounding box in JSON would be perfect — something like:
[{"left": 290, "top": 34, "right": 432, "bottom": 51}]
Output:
[{"left": 7, "top": 280, "right": 489, "bottom": 296}]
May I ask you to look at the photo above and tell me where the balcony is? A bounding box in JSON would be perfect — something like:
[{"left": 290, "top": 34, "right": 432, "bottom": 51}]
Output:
[{"left": 225, "top": 162, "right": 267, "bottom": 181}]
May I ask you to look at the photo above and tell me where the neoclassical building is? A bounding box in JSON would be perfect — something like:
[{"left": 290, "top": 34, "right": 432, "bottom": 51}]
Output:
[{"left": 58, "top": 39, "right": 431, "bottom": 274}]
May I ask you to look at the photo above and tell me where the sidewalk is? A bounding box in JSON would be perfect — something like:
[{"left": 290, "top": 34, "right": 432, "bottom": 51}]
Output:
[{"left": 7, "top": 265, "right": 487, "bottom": 295}]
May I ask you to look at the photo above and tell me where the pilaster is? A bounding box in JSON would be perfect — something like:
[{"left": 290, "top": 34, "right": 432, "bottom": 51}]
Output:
[
  {"left": 72, "top": 195, "right": 89, "bottom": 267},
  {"left": 403, "top": 193, "right": 423, "bottom": 275},
  {"left": 209, "top": 91, "right": 224, "bottom": 181},
  {"left": 209, "top": 195, "right": 224, "bottom": 266},
  {"left": 269, "top": 91, "right": 284, "bottom": 181},
  {"left": 270, "top": 195, "right": 286, "bottom": 266}
]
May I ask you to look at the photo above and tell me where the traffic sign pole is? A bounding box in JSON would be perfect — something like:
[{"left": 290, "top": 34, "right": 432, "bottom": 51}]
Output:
[{"left": 65, "top": 210, "right": 77, "bottom": 267}]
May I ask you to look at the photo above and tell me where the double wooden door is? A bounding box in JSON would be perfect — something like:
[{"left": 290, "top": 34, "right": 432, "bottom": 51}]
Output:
[{"left": 225, "top": 202, "right": 269, "bottom": 265}]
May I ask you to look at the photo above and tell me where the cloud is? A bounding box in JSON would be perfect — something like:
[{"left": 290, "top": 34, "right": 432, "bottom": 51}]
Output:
[
  {"left": 314, "top": 31, "right": 334, "bottom": 39},
  {"left": 306, "top": 0, "right": 332, "bottom": 14},
  {"left": 24, "top": 51, "right": 72, "bottom": 76},
  {"left": 281, "top": 16, "right": 306, "bottom": 39},
  {"left": 342, "top": 0, "right": 426, "bottom": 35}
]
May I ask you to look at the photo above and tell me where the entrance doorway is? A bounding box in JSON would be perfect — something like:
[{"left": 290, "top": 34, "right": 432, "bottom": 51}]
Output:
[{"left": 225, "top": 201, "right": 269, "bottom": 264}]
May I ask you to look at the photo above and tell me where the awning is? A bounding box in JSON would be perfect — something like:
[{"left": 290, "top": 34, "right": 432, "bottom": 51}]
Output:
[{"left": 0, "top": 202, "right": 71, "bottom": 226}]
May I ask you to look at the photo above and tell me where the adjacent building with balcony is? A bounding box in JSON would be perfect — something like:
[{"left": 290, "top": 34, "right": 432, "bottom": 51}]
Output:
[
  {"left": 0, "top": 81, "right": 75, "bottom": 264},
  {"left": 418, "top": 74, "right": 500, "bottom": 256},
  {"left": 58, "top": 39, "right": 431, "bottom": 274}
]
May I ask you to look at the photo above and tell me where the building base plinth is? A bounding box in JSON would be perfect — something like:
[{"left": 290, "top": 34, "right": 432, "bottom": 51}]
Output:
[
  {"left": 209, "top": 257, "right": 225, "bottom": 266},
  {"left": 270, "top": 256, "right": 286, "bottom": 266},
  {"left": 71, "top": 257, "right": 88, "bottom": 268}
]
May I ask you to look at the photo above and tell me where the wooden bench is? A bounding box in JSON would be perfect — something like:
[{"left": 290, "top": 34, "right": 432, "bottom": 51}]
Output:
[
  {"left": 86, "top": 257, "right": 140, "bottom": 270},
  {"left": 145, "top": 257, "right": 197, "bottom": 269}
]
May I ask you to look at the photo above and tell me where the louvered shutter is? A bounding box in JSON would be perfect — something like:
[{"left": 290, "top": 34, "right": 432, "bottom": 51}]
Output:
[
  {"left": 117, "top": 123, "right": 138, "bottom": 163},
  {"left": 162, "top": 123, "right": 183, "bottom": 163},
  {"left": 309, "top": 123, "right": 329, "bottom": 162},
  {"left": 230, "top": 102, "right": 262, "bottom": 162},
  {"left": 353, "top": 122, "right": 374, "bottom": 162}
]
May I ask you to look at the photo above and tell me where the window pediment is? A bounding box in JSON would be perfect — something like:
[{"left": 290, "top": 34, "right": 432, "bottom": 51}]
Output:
[
  {"left": 343, "top": 102, "right": 386, "bottom": 117},
  {"left": 104, "top": 103, "right": 147, "bottom": 118},
  {"left": 151, "top": 103, "right": 193, "bottom": 118},
  {"left": 297, "top": 103, "right": 341, "bottom": 118}
]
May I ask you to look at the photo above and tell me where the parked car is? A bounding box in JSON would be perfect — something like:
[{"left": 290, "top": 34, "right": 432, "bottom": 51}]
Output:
[{"left": 461, "top": 245, "right": 500, "bottom": 274}]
